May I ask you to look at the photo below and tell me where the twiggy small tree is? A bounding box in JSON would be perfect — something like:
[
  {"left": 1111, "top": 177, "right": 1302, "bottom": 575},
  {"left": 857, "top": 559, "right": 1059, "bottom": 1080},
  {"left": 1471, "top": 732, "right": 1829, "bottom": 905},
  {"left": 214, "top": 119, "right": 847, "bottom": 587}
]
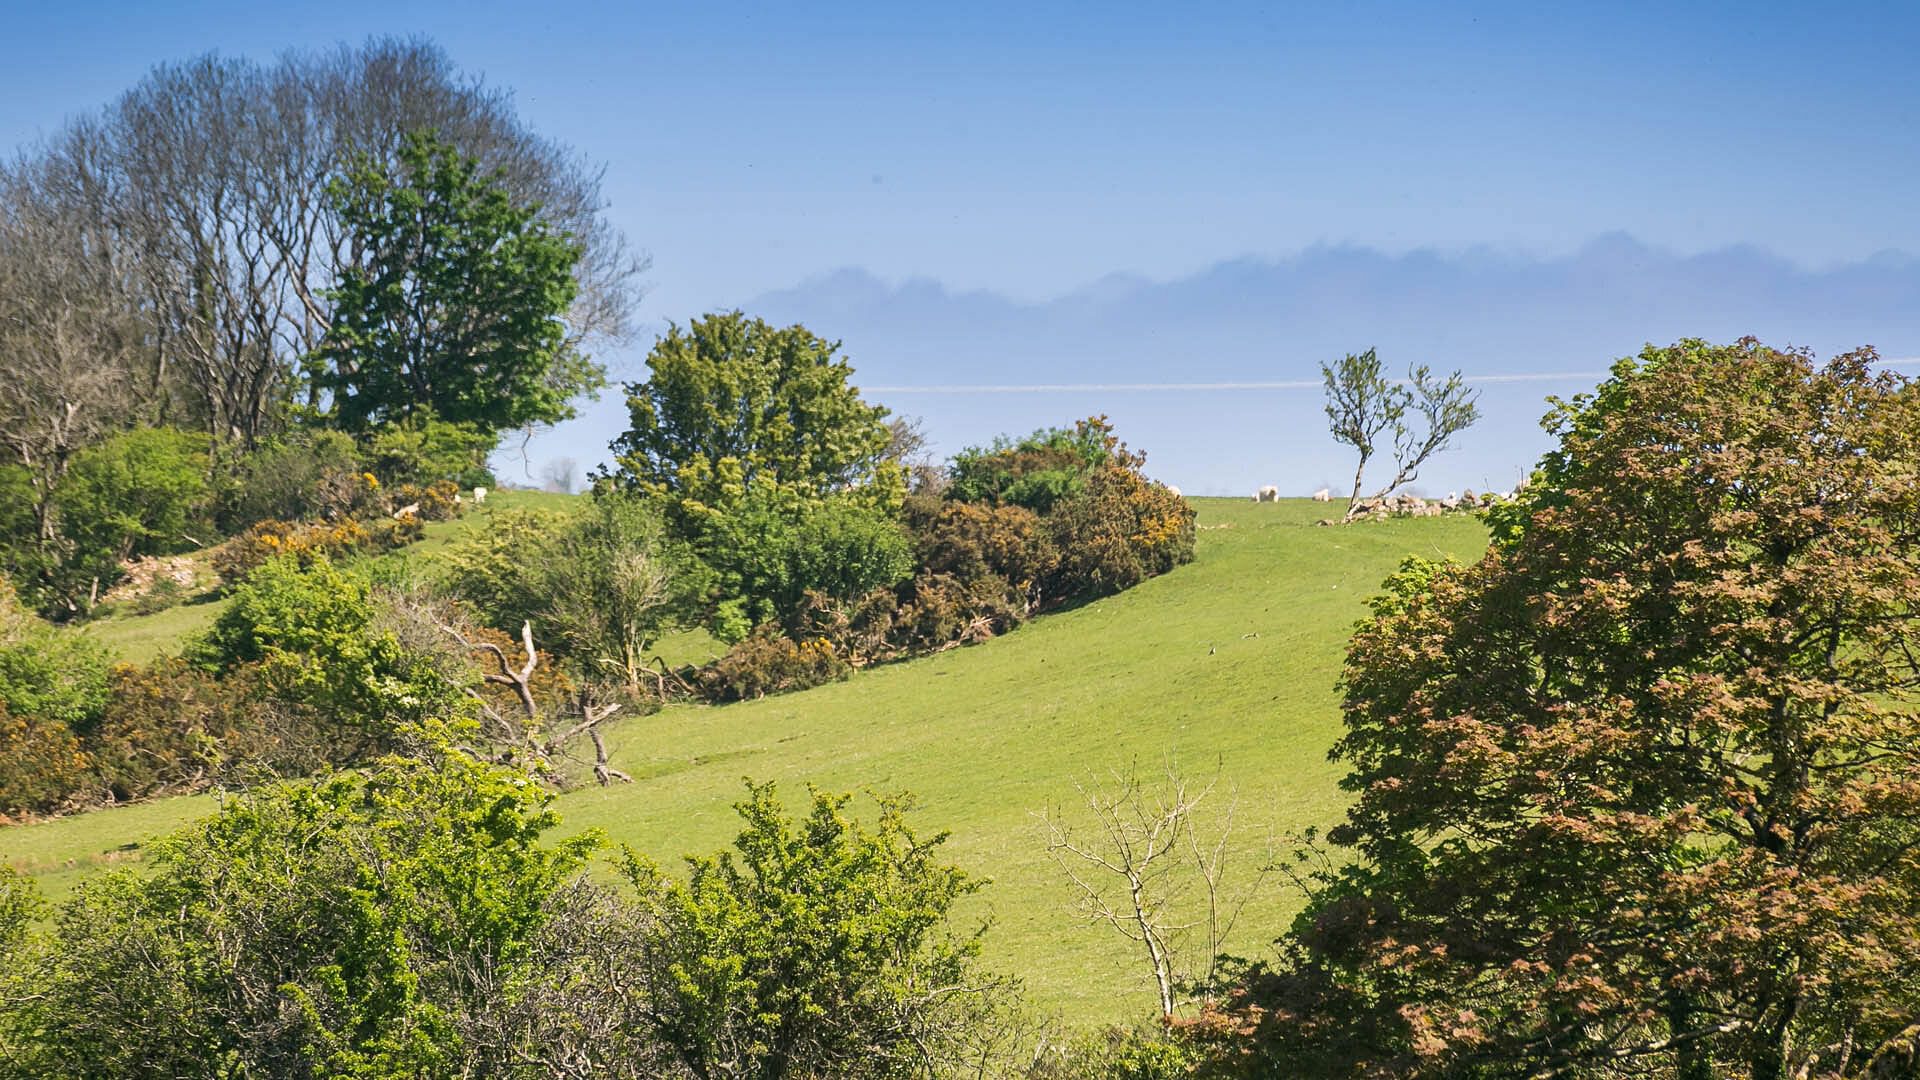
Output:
[
  {"left": 1038, "top": 763, "right": 1267, "bottom": 1021},
  {"left": 1321, "top": 350, "right": 1479, "bottom": 519}
]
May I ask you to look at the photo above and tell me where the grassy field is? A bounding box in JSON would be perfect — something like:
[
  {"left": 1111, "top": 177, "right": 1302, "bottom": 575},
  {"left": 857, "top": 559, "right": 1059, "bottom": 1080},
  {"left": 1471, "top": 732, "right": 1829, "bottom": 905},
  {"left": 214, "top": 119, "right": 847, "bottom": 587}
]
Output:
[{"left": 4, "top": 497, "right": 1488, "bottom": 1025}]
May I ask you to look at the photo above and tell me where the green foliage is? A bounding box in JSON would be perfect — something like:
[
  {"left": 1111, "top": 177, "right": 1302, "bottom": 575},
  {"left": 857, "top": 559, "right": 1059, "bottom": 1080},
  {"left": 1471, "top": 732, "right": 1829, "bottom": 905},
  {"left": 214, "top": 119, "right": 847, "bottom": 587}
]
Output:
[
  {"left": 689, "top": 491, "right": 913, "bottom": 643},
  {"left": 216, "top": 427, "right": 368, "bottom": 529},
  {"left": 948, "top": 417, "right": 1116, "bottom": 513},
  {"left": 439, "top": 506, "right": 572, "bottom": 633},
  {"left": 12, "top": 748, "right": 599, "bottom": 1077},
  {"left": 608, "top": 311, "right": 902, "bottom": 521},
  {"left": 0, "top": 597, "right": 112, "bottom": 733},
  {"left": 187, "top": 555, "right": 468, "bottom": 741},
  {"left": 531, "top": 492, "right": 703, "bottom": 687},
  {"left": 315, "top": 131, "right": 597, "bottom": 434},
  {"left": 50, "top": 426, "right": 211, "bottom": 596},
  {"left": 362, "top": 414, "right": 497, "bottom": 490},
  {"left": 620, "top": 781, "right": 994, "bottom": 1079},
  {"left": 443, "top": 494, "right": 702, "bottom": 686},
  {"left": 1230, "top": 340, "right": 1920, "bottom": 1076}
]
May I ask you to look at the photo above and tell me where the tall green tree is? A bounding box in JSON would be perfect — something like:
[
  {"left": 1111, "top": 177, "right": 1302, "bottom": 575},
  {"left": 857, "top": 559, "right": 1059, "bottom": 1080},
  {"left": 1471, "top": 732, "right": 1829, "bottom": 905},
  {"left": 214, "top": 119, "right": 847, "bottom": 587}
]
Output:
[
  {"left": 607, "top": 312, "right": 902, "bottom": 523},
  {"left": 1223, "top": 340, "right": 1920, "bottom": 1078},
  {"left": 314, "top": 131, "right": 600, "bottom": 435}
]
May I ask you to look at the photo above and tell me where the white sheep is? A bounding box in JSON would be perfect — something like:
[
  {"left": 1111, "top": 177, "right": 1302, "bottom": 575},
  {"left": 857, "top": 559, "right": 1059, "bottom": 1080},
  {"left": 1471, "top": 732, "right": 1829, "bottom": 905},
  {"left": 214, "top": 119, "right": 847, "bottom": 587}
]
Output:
[
  {"left": 1311, "top": 487, "right": 1331, "bottom": 502},
  {"left": 472, "top": 486, "right": 488, "bottom": 505}
]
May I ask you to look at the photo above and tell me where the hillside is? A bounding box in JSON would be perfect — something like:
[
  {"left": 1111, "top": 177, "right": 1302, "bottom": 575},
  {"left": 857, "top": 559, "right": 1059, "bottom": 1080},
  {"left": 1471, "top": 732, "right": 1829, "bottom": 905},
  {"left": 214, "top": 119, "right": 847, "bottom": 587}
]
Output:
[{"left": 2, "top": 497, "right": 1490, "bottom": 1024}]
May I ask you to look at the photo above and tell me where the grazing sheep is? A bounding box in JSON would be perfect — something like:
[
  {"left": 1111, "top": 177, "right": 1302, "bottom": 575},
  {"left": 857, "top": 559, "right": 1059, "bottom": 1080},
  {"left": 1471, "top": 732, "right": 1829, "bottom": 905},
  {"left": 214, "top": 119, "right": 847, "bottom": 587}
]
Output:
[
  {"left": 1312, "top": 487, "right": 1332, "bottom": 502},
  {"left": 1257, "top": 485, "right": 1279, "bottom": 502},
  {"left": 473, "top": 486, "right": 488, "bottom": 505},
  {"left": 393, "top": 502, "right": 421, "bottom": 520},
  {"left": 1165, "top": 485, "right": 1182, "bottom": 498}
]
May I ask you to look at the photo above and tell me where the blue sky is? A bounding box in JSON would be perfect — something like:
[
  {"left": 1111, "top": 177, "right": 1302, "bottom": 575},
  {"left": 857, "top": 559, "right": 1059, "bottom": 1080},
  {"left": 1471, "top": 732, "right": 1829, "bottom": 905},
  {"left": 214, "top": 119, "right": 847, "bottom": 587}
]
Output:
[{"left": 6, "top": 2, "right": 1919, "bottom": 492}]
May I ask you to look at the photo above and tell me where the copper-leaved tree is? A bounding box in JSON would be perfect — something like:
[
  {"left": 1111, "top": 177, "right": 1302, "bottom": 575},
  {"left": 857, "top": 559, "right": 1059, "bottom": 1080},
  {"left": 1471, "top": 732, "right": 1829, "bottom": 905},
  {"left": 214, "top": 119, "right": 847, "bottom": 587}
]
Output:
[{"left": 1222, "top": 339, "right": 1920, "bottom": 1079}]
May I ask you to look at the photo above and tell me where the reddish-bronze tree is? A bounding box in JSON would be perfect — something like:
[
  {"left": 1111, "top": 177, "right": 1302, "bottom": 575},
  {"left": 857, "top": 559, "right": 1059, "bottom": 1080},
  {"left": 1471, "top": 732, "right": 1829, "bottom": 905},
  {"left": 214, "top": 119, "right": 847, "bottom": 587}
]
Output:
[{"left": 1219, "top": 340, "right": 1920, "bottom": 1078}]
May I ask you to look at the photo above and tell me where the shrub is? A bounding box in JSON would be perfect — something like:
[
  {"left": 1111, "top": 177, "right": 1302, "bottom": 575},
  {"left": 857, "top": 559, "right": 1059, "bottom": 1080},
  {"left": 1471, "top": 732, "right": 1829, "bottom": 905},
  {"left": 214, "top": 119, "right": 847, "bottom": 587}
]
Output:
[
  {"left": 13, "top": 749, "right": 598, "bottom": 1077},
  {"left": 443, "top": 496, "right": 702, "bottom": 688},
  {"left": 216, "top": 428, "right": 368, "bottom": 528},
  {"left": 0, "top": 620, "right": 112, "bottom": 734},
  {"left": 212, "top": 514, "right": 423, "bottom": 583},
  {"left": 1046, "top": 464, "right": 1197, "bottom": 600},
  {"left": 54, "top": 427, "right": 211, "bottom": 561},
  {"left": 908, "top": 496, "right": 1054, "bottom": 608},
  {"left": 363, "top": 414, "right": 497, "bottom": 490},
  {"left": 620, "top": 781, "right": 999, "bottom": 1079},
  {"left": 86, "top": 659, "right": 291, "bottom": 803},
  {"left": 947, "top": 416, "right": 1115, "bottom": 513},
  {"left": 187, "top": 555, "right": 468, "bottom": 745},
  {"left": 697, "top": 625, "right": 849, "bottom": 701},
  {"left": 0, "top": 701, "right": 90, "bottom": 818},
  {"left": 694, "top": 492, "right": 913, "bottom": 641}
]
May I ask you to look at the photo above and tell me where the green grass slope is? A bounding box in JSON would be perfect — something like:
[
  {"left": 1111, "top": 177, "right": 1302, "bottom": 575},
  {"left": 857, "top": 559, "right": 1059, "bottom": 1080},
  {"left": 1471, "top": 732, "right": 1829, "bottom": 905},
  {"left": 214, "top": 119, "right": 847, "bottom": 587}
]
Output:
[{"left": 3, "top": 497, "right": 1488, "bottom": 1025}]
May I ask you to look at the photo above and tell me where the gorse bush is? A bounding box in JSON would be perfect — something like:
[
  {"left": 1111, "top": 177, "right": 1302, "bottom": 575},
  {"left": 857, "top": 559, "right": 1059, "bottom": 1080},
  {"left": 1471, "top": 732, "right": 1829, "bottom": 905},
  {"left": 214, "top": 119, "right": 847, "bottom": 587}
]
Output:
[
  {"left": 697, "top": 625, "right": 850, "bottom": 701},
  {"left": 212, "top": 514, "right": 423, "bottom": 583},
  {"left": 0, "top": 702, "right": 89, "bottom": 818}
]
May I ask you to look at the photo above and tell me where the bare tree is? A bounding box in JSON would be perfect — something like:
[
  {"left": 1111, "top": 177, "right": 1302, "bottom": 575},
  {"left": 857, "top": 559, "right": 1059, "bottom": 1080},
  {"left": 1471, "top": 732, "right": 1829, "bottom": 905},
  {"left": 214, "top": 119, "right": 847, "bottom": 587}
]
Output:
[
  {"left": 0, "top": 167, "right": 142, "bottom": 548},
  {"left": 541, "top": 457, "right": 578, "bottom": 494},
  {"left": 1321, "top": 349, "right": 1479, "bottom": 519},
  {"left": 1038, "top": 762, "right": 1270, "bottom": 1021},
  {"left": 0, "top": 36, "right": 646, "bottom": 449},
  {"left": 455, "top": 620, "right": 632, "bottom": 787}
]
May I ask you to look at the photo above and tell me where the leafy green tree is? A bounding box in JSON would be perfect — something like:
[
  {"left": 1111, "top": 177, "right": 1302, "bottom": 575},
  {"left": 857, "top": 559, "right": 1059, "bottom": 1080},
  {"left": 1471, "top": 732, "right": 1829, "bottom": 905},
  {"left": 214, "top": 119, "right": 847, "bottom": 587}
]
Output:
[
  {"left": 1226, "top": 341, "right": 1920, "bottom": 1078},
  {"left": 187, "top": 555, "right": 469, "bottom": 746},
  {"left": 607, "top": 312, "right": 903, "bottom": 522},
  {"left": 314, "top": 131, "right": 599, "bottom": 435},
  {"left": 621, "top": 781, "right": 1002, "bottom": 1080},
  {"left": 48, "top": 426, "right": 210, "bottom": 603},
  {"left": 10, "top": 748, "right": 600, "bottom": 1077}
]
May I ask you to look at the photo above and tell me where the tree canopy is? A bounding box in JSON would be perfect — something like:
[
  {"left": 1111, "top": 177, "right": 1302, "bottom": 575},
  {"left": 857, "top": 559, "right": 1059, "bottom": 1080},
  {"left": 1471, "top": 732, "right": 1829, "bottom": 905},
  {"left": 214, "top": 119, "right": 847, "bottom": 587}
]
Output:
[
  {"left": 315, "top": 131, "right": 597, "bottom": 434},
  {"left": 1228, "top": 339, "right": 1920, "bottom": 1078},
  {"left": 607, "top": 312, "right": 902, "bottom": 521}
]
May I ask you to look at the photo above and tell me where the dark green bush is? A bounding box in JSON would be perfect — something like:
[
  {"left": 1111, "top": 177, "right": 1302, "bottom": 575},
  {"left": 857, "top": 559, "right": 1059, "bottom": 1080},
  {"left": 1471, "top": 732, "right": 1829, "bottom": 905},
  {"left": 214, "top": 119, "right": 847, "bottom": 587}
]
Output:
[
  {"left": 947, "top": 416, "right": 1114, "bottom": 513},
  {"left": 216, "top": 428, "right": 368, "bottom": 529},
  {"left": 694, "top": 492, "right": 913, "bottom": 642}
]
